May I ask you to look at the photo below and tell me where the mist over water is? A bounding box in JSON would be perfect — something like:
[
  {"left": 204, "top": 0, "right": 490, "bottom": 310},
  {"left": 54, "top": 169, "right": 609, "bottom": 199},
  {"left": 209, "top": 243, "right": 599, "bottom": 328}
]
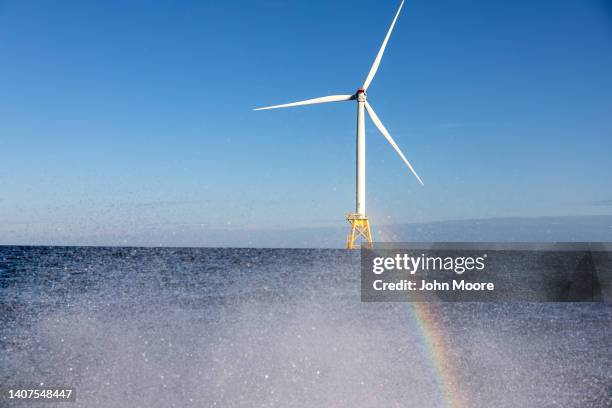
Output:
[{"left": 1, "top": 247, "right": 610, "bottom": 407}]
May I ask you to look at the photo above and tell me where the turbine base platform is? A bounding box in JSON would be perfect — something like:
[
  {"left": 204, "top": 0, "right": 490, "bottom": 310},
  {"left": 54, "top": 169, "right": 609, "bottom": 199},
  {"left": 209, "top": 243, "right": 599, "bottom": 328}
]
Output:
[{"left": 346, "top": 213, "right": 372, "bottom": 249}]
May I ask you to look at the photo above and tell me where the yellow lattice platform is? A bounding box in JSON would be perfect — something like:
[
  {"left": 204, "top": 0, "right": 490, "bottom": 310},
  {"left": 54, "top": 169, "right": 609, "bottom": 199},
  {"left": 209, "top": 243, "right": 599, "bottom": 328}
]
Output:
[{"left": 346, "top": 213, "right": 372, "bottom": 249}]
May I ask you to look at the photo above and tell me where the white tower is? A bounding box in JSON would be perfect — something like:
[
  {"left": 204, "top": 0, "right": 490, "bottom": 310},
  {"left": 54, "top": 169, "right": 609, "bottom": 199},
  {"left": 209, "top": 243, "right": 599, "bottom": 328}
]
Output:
[{"left": 356, "top": 89, "right": 366, "bottom": 216}]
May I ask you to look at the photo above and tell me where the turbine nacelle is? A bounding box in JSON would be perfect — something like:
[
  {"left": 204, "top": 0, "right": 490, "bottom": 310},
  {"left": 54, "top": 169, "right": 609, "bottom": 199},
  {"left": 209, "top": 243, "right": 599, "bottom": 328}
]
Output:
[{"left": 355, "top": 88, "right": 367, "bottom": 102}]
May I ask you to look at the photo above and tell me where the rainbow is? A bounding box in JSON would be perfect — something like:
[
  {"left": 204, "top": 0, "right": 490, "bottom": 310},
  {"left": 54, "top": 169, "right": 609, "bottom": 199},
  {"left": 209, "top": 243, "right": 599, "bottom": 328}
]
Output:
[
  {"left": 372, "top": 223, "right": 468, "bottom": 407},
  {"left": 410, "top": 302, "right": 469, "bottom": 408}
]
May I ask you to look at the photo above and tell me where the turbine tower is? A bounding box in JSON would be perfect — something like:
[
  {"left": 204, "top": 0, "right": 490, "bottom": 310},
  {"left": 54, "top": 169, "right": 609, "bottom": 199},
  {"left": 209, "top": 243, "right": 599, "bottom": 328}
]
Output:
[{"left": 254, "top": 0, "right": 423, "bottom": 249}]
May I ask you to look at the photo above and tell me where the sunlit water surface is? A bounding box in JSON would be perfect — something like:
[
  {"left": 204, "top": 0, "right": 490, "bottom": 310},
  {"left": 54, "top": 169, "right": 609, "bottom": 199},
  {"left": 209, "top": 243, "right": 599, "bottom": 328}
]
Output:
[{"left": 0, "top": 247, "right": 610, "bottom": 407}]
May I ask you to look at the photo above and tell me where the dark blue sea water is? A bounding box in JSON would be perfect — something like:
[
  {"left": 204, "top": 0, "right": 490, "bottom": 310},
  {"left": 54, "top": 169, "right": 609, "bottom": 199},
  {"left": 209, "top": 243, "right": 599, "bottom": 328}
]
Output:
[{"left": 0, "top": 246, "right": 610, "bottom": 407}]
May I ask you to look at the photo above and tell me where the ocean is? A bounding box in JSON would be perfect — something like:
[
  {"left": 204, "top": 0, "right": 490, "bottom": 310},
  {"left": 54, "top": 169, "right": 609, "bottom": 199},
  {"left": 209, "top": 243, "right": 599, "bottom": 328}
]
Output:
[{"left": 0, "top": 246, "right": 610, "bottom": 407}]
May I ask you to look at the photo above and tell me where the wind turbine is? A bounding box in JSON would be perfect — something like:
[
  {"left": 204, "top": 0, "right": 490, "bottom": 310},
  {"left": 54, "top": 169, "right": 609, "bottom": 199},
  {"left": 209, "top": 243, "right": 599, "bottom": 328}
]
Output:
[{"left": 254, "top": 0, "right": 423, "bottom": 249}]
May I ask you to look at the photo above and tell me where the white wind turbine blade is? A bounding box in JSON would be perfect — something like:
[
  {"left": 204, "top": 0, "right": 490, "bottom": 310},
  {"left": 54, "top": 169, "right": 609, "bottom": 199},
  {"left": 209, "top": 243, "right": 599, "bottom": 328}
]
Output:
[
  {"left": 365, "top": 101, "right": 424, "bottom": 186},
  {"left": 253, "top": 94, "right": 354, "bottom": 111},
  {"left": 362, "top": 0, "right": 405, "bottom": 91}
]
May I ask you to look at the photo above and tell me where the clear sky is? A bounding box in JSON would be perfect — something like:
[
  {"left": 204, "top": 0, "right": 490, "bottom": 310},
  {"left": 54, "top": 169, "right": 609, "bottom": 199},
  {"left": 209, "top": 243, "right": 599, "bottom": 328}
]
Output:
[{"left": 1, "top": 0, "right": 611, "bottom": 245}]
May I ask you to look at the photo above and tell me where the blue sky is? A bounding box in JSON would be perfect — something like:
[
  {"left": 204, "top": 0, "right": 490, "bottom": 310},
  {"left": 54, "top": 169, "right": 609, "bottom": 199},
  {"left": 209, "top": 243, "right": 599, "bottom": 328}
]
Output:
[{"left": 1, "top": 0, "right": 611, "bottom": 245}]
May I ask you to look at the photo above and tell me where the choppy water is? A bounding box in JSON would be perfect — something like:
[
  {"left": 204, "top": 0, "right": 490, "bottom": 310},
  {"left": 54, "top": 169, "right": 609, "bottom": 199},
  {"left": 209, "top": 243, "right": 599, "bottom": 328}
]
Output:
[{"left": 0, "top": 246, "right": 610, "bottom": 407}]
